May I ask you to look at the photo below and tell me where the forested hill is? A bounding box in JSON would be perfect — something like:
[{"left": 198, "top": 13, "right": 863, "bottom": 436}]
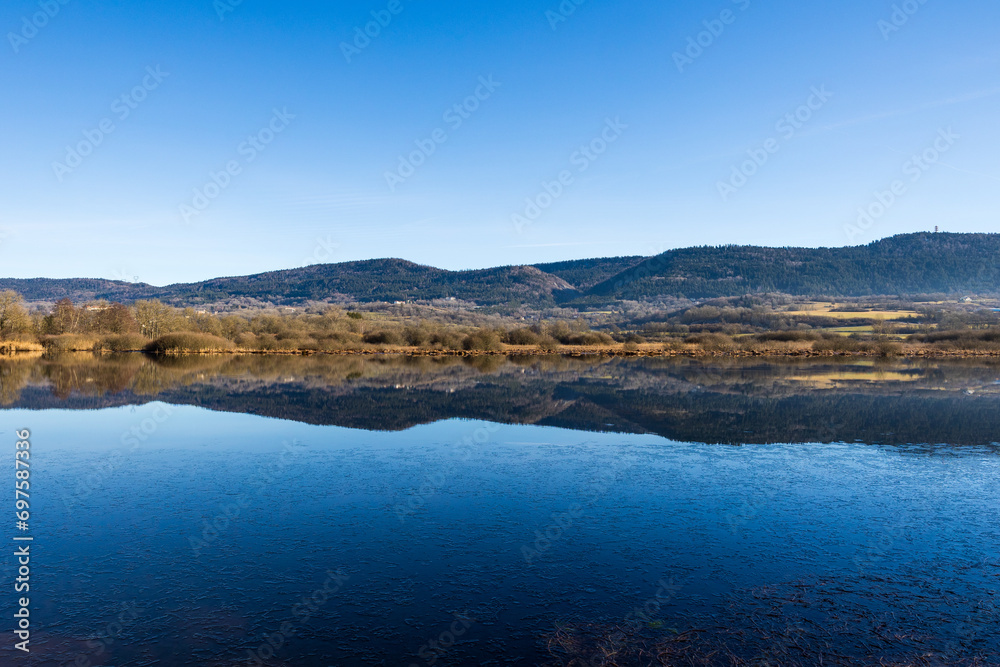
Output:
[
  {"left": 590, "top": 233, "right": 1000, "bottom": 300},
  {"left": 0, "top": 260, "right": 579, "bottom": 307},
  {"left": 1, "top": 233, "right": 997, "bottom": 306}
]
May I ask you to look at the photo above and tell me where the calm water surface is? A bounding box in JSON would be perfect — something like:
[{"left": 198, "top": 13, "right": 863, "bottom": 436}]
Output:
[{"left": 1, "top": 354, "right": 998, "bottom": 665}]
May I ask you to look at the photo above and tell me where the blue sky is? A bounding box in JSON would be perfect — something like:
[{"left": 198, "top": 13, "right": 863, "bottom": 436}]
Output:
[{"left": 1, "top": 0, "right": 999, "bottom": 284}]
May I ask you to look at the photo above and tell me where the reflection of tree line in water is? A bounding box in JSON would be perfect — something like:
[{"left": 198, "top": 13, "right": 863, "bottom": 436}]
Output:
[{"left": 2, "top": 354, "right": 1000, "bottom": 445}]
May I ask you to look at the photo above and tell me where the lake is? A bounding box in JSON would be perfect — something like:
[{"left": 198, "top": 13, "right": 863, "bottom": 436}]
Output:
[{"left": 1, "top": 353, "right": 999, "bottom": 666}]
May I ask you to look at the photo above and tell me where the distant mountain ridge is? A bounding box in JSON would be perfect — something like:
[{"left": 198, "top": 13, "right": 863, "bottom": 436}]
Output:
[
  {"left": 590, "top": 232, "right": 1000, "bottom": 300},
  {"left": 1, "top": 233, "right": 997, "bottom": 307}
]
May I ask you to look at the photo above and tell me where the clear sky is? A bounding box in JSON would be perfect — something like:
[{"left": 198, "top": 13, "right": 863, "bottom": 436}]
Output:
[{"left": 2, "top": 0, "right": 999, "bottom": 284}]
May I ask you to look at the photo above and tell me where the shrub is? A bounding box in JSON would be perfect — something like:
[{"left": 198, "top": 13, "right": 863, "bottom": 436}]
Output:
[
  {"left": 0, "top": 340, "right": 44, "bottom": 354},
  {"left": 40, "top": 334, "right": 99, "bottom": 352},
  {"left": 913, "top": 330, "right": 1000, "bottom": 350},
  {"left": 564, "top": 331, "right": 615, "bottom": 346},
  {"left": 403, "top": 326, "right": 428, "bottom": 346},
  {"left": 536, "top": 335, "right": 561, "bottom": 352},
  {"left": 145, "top": 332, "right": 235, "bottom": 354},
  {"left": 812, "top": 337, "right": 861, "bottom": 352},
  {"left": 235, "top": 332, "right": 259, "bottom": 349},
  {"left": 276, "top": 337, "right": 321, "bottom": 351},
  {"left": 737, "top": 338, "right": 764, "bottom": 352},
  {"left": 504, "top": 328, "right": 540, "bottom": 346},
  {"left": 314, "top": 332, "right": 358, "bottom": 350},
  {"left": 252, "top": 334, "right": 281, "bottom": 351},
  {"left": 684, "top": 333, "right": 735, "bottom": 351},
  {"left": 546, "top": 321, "right": 574, "bottom": 342},
  {"left": 874, "top": 339, "right": 902, "bottom": 357},
  {"left": 547, "top": 324, "right": 616, "bottom": 346},
  {"left": 346, "top": 312, "right": 364, "bottom": 320},
  {"left": 429, "top": 331, "right": 464, "bottom": 351},
  {"left": 94, "top": 334, "right": 149, "bottom": 352},
  {"left": 363, "top": 330, "right": 405, "bottom": 346},
  {"left": 462, "top": 329, "right": 502, "bottom": 352}
]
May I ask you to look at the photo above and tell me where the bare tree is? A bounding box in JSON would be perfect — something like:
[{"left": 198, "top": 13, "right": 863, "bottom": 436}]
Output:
[
  {"left": 95, "top": 303, "right": 139, "bottom": 335},
  {"left": 0, "top": 291, "right": 31, "bottom": 339},
  {"left": 49, "top": 298, "right": 83, "bottom": 334},
  {"left": 132, "top": 300, "right": 178, "bottom": 338}
]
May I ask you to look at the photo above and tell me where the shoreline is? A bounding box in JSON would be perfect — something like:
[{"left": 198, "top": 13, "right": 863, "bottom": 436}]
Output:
[{"left": 3, "top": 346, "right": 1000, "bottom": 359}]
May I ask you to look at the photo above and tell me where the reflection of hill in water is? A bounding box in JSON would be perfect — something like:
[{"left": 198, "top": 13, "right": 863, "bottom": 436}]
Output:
[{"left": 3, "top": 354, "right": 1000, "bottom": 445}]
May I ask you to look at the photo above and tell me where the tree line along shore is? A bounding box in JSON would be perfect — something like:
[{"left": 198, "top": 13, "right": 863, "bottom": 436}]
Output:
[{"left": 0, "top": 291, "right": 998, "bottom": 357}]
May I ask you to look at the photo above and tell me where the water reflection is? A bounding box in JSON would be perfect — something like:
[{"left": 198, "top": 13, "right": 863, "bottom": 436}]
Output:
[
  {"left": 2, "top": 355, "right": 1000, "bottom": 665},
  {"left": 2, "top": 353, "right": 999, "bottom": 445},
  {"left": 0, "top": 408, "right": 996, "bottom": 665}
]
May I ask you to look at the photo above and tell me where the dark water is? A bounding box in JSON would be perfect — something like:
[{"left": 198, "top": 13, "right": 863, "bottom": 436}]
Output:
[{"left": 1, "top": 354, "right": 999, "bottom": 666}]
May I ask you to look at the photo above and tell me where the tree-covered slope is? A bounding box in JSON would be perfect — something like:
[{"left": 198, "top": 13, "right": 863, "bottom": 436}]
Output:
[
  {"left": 0, "top": 278, "right": 159, "bottom": 303},
  {"left": 1, "top": 233, "right": 997, "bottom": 306},
  {"left": 156, "top": 260, "right": 574, "bottom": 305},
  {"left": 590, "top": 233, "right": 1000, "bottom": 299},
  {"left": 0, "top": 260, "right": 576, "bottom": 306},
  {"left": 532, "top": 256, "right": 645, "bottom": 289}
]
